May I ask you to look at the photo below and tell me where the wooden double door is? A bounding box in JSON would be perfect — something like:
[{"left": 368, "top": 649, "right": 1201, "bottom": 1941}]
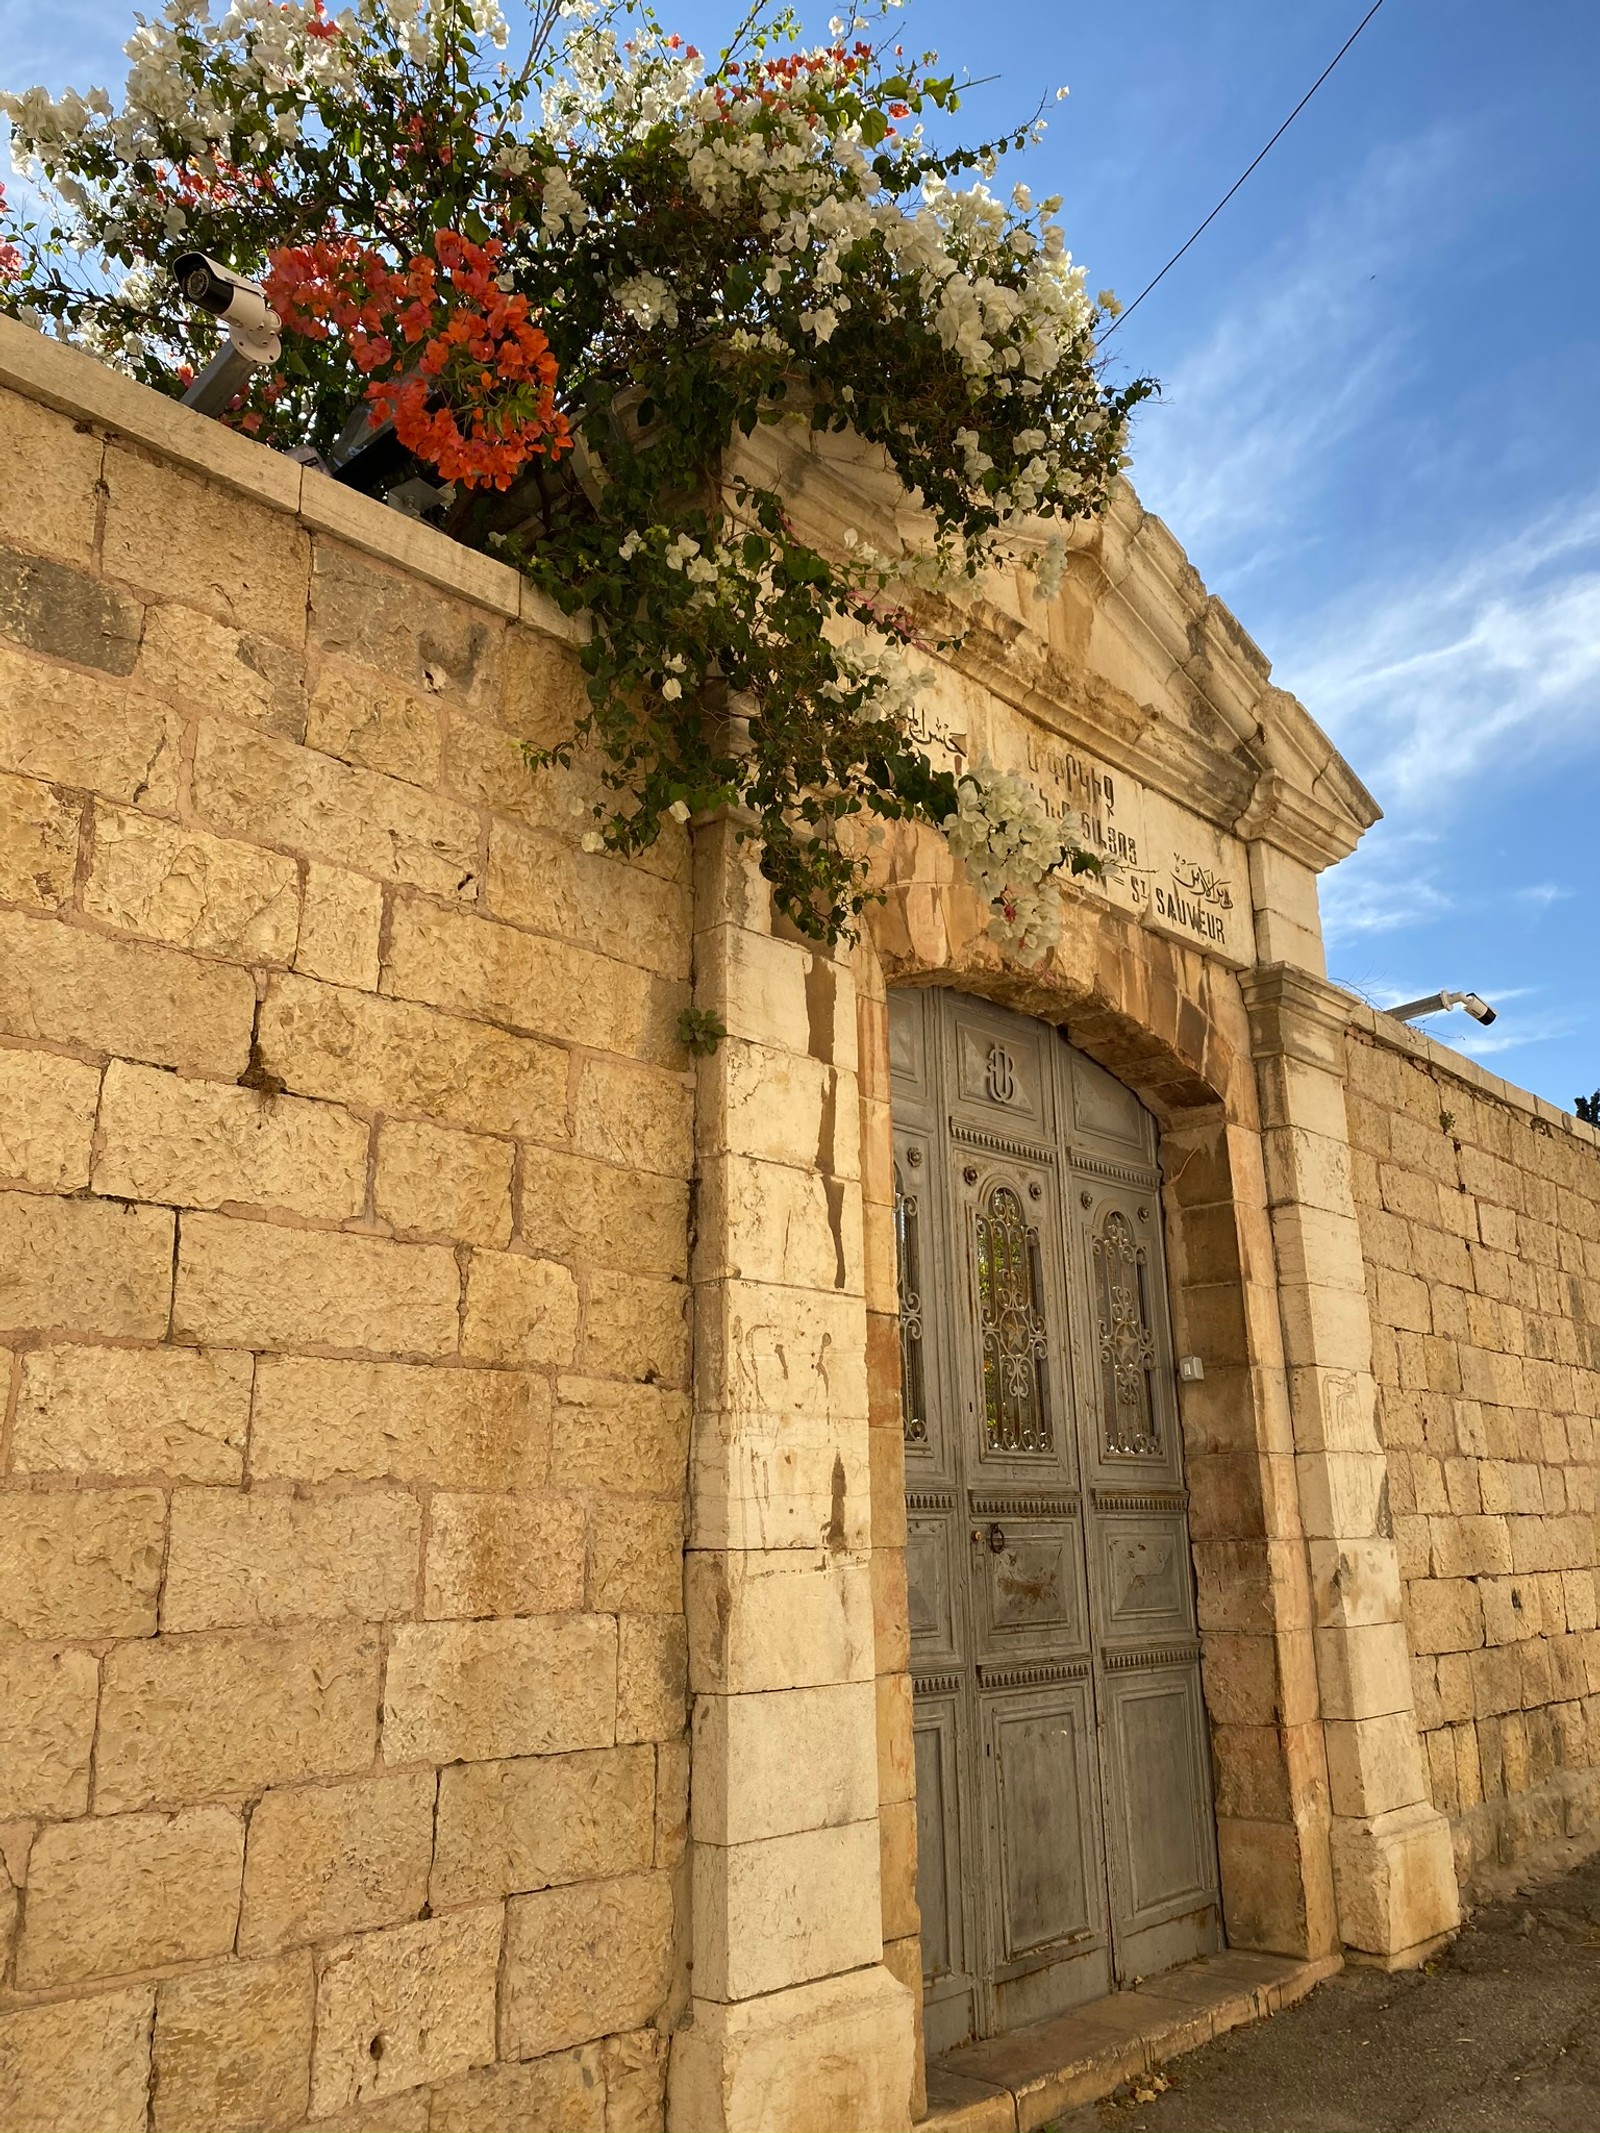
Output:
[{"left": 890, "top": 989, "right": 1220, "bottom": 2054}]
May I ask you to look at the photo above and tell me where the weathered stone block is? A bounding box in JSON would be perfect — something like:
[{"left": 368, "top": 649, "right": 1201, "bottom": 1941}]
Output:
[
  {"left": 617, "top": 1615, "right": 689, "bottom": 1747},
  {"left": 500, "top": 1874, "right": 675, "bottom": 2059},
  {"left": 135, "top": 601, "right": 306, "bottom": 738},
  {"left": 96, "top": 1625, "right": 380, "bottom": 1811},
  {"left": 585, "top": 1271, "right": 690, "bottom": 1388},
  {"left": 18, "top": 1806, "right": 244, "bottom": 1987},
  {"left": 376, "top": 1119, "right": 513, "bottom": 1245},
  {"left": 0, "top": 768, "right": 79, "bottom": 910},
  {"left": 0, "top": 1485, "right": 165, "bottom": 1639},
  {"left": 0, "top": 1189, "right": 174, "bottom": 1339},
  {"left": 572, "top": 1054, "right": 693, "bottom": 1179},
  {"left": 461, "top": 1249, "right": 578, "bottom": 1367},
  {"left": 192, "top": 721, "right": 478, "bottom": 896},
  {"left": 154, "top": 1952, "right": 313, "bottom": 2132},
  {"left": 251, "top": 1356, "right": 548, "bottom": 1487},
  {"left": 0, "top": 1984, "right": 154, "bottom": 2133},
  {"left": 0, "top": 387, "right": 104, "bottom": 562},
  {"left": 1328, "top": 1799, "right": 1460, "bottom": 1957},
  {"left": 590, "top": 1498, "right": 684, "bottom": 1614},
  {"left": 1322, "top": 1711, "right": 1430, "bottom": 1819},
  {"left": 692, "top": 1820, "right": 881, "bottom": 1999},
  {"left": 240, "top": 1772, "right": 435, "bottom": 1955},
  {"left": 552, "top": 1379, "right": 692, "bottom": 1498},
  {"left": 485, "top": 819, "right": 691, "bottom": 981},
  {"left": 0, "top": 640, "right": 181, "bottom": 807},
  {"left": 163, "top": 1487, "right": 422, "bottom": 1629},
  {"left": 0, "top": 1642, "right": 99, "bottom": 1817},
  {"left": 95, "top": 1060, "right": 368, "bottom": 1219},
  {"left": 309, "top": 541, "right": 504, "bottom": 716},
  {"left": 296, "top": 863, "right": 383, "bottom": 990},
  {"left": 428, "top": 2046, "right": 605, "bottom": 2133},
  {"left": 0, "top": 907, "right": 255, "bottom": 1074},
  {"left": 666, "top": 1966, "right": 914, "bottom": 2133},
  {"left": 14, "top": 1343, "right": 252, "bottom": 1482},
  {"left": 655, "top": 1739, "right": 690, "bottom": 1871},
  {"left": 173, "top": 1212, "right": 460, "bottom": 1356},
  {"left": 85, "top": 805, "right": 301, "bottom": 962},
  {"left": 258, "top": 972, "right": 567, "bottom": 1138},
  {"left": 310, "top": 1907, "right": 502, "bottom": 2117},
  {"left": 685, "top": 1551, "right": 875, "bottom": 1694},
  {"left": 423, "top": 1492, "right": 584, "bottom": 1619},
  {"left": 101, "top": 436, "right": 309, "bottom": 636},
  {"left": 520, "top": 1148, "right": 688, "bottom": 1279},
  {"left": 691, "top": 1682, "right": 877, "bottom": 1845},
  {"left": 430, "top": 1746, "right": 655, "bottom": 1907},
  {"left": 306, "top": 660, "right": 443, "bottom": 788},
  {"left": 0, "top": 1045, "right": 99, "bottom": 1187},
  {"left": 382, "top": 1615, "right": 617, "bottom": 1764}
]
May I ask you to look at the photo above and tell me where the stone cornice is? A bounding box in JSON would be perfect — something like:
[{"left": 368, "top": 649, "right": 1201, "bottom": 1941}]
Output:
[{"left": 1239, "top": 964, "right": 1357, "bottom": 1073}]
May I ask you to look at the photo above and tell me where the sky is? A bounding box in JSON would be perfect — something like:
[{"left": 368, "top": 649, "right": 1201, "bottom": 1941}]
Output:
[{"left": 3, "top": 0, "right": 1596, "bottom": 1107}]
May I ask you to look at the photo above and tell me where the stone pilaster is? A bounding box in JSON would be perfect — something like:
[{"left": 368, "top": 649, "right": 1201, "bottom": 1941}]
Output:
[
  {"left": 667, "top": 819, "right": 915, "bottom": 2133},
  {"left": 1241, "top": 965, "right": 1460, "bottom": 1966}
]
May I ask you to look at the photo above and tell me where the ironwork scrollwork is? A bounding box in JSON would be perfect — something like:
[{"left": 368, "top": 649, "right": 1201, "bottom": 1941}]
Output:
[
  {"left": 973, "top": 1183, "right": 1052, "bottom": 1453},
  {"left": 1093, "top": 1208, "right": 1160, "bottom": 1456},
  {"left": 893, "top": 1160, "right": 928, "bottom": 1445}
]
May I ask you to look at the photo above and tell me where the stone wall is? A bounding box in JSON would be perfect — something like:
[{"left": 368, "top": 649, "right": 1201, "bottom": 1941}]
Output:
[
  {"left": 1345, "top": 1009, "right": 1600, "bottom": 1884},
  {"left": 0, "top": 352, "right": 694, "bottom": 2132}
]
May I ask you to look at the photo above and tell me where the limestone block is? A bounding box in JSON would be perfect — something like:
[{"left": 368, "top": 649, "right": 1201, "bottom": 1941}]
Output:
[
  {"left": 690, "top": 1411, "right": 871, "bottom": 1554},
  {"left": 590, "top": 1498, "right": 685, "bottom": 1614},
  {"left": 154, "top": 1953, "right": 313, "bottom": 2132},
  {"left": 1276, "top": 1284, "right": 1374, "bottom": 1375},
  {"left": 382, "top": 1615, "right": 617, "bottom": 1764},
  {"left": 1313, "top": 1620, "right": 1420, "bottom": 1721},
  {"left": 310, "top": 1906, "right": 502, "bottom": 2117},
  {"left": 1262, "top": 1126, "right": 1355, "bottom": 1219},
  {"left": 0, "top": 386, "right": 104, "bottom": 561},
  {"left": 572, "top": 1054, "right": 693, "bottom": 1178},
  {"left": 0, "top": 641, "right": 181, "bottom": 808},
  {"left": 552, "top": 1379, "right": 692, "bottom": 1497},
  {"left": 709, "top": 1042, "right": 860, "bottom": 1181},
  {"left": 1293, "top": 1451, "right": 1390, "bottom": 1543},
  {"left": 691, "top": 1683, "right": 877, "bottom": 1845},
  {"left": 878, "top": 1795, "right": 919, "bottom": 1942},
  {"left": 617, "top": 1615, "right": 689, "bottom": 1746},
  {"left": 430, "top": 1745, "right": 655, "bottom": 1907},
  {"left": 655, "top": 1740, "right": 690, "bottom": 1870},
  {"left": 309, "top": 540, "right": 504, "bottom": 715},
  {"left": 520, "top": 1149, "right": 689, "bottom": 1280},
  {"left": 1323, "top": 1711, "right": 1430, "bottom": 1820},
  {"left": 1328, "top": 1798, "right": 1460, "bottom": 1957},
  {"left": 192, "top": 722, "right": 478, "bottom": 898},
  {"left": 303, "top": 2091, "right": 429, "bottom": 2132},
  {"left": 251, "top": 1357, "right": 548, "bottom": 1488},
  {"left": 428, "top": 2047, "right": 606, "bottom": 2133},
  {"left": 0, "top": 1046, "right": 99, "bottom": 1188},
  {"left": 102, "top": 443, "right": 310, "bottom": 647},
  {"left": 500, "top": 1873, "right": 675, "bottom": 2058},
  {"left": 376, "top": 1120, "right": 513, "bottom": 1246},
  {"left": 259, "top": 972, "right": 567, "bottom": 1138},
  {"left": 0, "top": 1642, "right": 99, "bottom": 1816},
  {"left": 875, "top": 1673, "right": 916, "bottom": 1808},
  {"left": 1267, "top": 1204, "right": 1368, "bottom": 1291},
  {"left": 14, "top": 1342, "right": 251, "bottom": 1482},
  {"left": 0, "top": 526, "right": 143, "bottom": 673},
  {"left": 85, "top": 806, "right": 301, "bottom": 963},
  {"left": 698, "top": 926, "right": 858, "bottom": 1072},
  {"left": 461, "top": 1249, "right": 579, "bottom": 1368},
  {"left": 1307, "top": 1537, "right": 1403, "bottom": 1630},
  {"left": 0, "top": 1486, "right": 165, "bottom": 1639},
  {"left": 163, "top": 1487, "right": 421, "bottom": 1629},
  {"left": 0, "top": 768, "right": 79, "bottom": 909},
  {"left": 0, "top": 1984, "right": 154, "bottom": 2133},
  {"left": 383, "top": 895, "right": 677, "bottom": 1064},
  {"left": 602, "top": 2027, "right": 670, "bottom": 2133},
  {"left": 1283, "top": 1365, "right": 1382, "bottom": 1455},
  {"left": 296, "top": 865, "right": 383, "bottom": 990},
  {"left": 666, "top": 1966, "right": 914, "bottom": 2133},
  {"left": 173, "top": 1213, "right": 460, "bottom": 1356},
  {"left": 485, "top": 820, "right": 691, "bottom": 982},
  {"left": 696, "top": 1281, "right": 869, "bottom": 1429},
  {"left": 1403, "top": 1578, "right": 1484, "bottom": 1656},
  {"left": 240, "top": 1772, "right": 435, "bottom": 1955},
  {"left": 0, "top": 1190, "right": 174, "bottom": 1339},
  {"left": 685, "top": 1551, "right": 874, "bottom": 1694},
  {"left": 135, "top": 601, "right": 306, "bottom": 738},
  {"left": 0, "top": 908, "right": 255, "bottom": 1076},
  {"left": 692, "top": 1820, "right": 882, "bottom": 1999},
  {"left": 695, "top": 1154, "right": 863, "bottom": 1295},
  {"left": 584, "top": 1270, "right": 690, "bottom": 1386},
  {"left": 306, "top": 661, "right": 444, "bottom": 789},
  {"left": 18, "top": 1806, "right": 244, "bottom": 1987},
  {"left": 96, "top": 1061, "right": 368, "bottom": 1220},
  {"left": 423, "top": 1493, "right": 584, "bottom": 1618},
  {"left": 96, "top": 1625, "right": 380, "bottom": 1811}
]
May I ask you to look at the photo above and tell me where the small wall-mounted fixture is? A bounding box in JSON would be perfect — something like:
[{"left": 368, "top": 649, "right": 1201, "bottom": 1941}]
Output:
[
  {"left": 1177, "top": 1355, "right": 1205, "bottom": 1383},
  {"left": 1388, "top": 990, "right": 1497, "bottom": 1027}
]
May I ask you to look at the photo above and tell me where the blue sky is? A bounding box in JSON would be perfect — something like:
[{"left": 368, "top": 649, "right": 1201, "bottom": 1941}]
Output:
[{"left": 5, "top": 0, "right": 1596, "bottom": 1107}]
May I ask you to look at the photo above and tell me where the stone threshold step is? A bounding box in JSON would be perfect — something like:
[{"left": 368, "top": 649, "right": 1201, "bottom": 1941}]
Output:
[{"left": 922, "top": 1948, "right": 1343, "bottom": 2132}]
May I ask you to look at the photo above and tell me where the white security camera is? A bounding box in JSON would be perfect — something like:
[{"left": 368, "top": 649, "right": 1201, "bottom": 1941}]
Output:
[
  {"left": 1389, "top": 990, "right": 1497, "bottom": 1028},
  {"left": 174, "top": 252, "right": 281, "bottom": 363}
]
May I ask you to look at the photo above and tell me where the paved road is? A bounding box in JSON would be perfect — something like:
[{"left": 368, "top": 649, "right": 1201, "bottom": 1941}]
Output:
[{"left": 1053, "top": 1847, "right": 1600, "bottom": 2133}]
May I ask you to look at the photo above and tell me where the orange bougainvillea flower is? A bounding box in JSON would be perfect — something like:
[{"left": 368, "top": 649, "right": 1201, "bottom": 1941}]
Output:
[{"left": 265, "top": 229, "right": 569, "bottom": 491}]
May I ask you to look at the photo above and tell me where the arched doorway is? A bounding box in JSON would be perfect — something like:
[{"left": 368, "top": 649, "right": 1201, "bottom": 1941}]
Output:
[{"left": 890, "top": 987, "right": 1221, "bottom": 2052}]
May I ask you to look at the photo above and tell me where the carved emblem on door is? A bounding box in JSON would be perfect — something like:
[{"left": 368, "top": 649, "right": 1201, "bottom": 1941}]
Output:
[{"left": 985, "top": 1042, "right": 1017, "bottom": 1104}]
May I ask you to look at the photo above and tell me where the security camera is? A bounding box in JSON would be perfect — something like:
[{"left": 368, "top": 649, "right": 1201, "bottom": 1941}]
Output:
[
  {"left": 173, "top": 252, "right": 281, "bottom": 364},
  {"left": 1389, "top": 990, "right": 1497, "bottom": 1028}
]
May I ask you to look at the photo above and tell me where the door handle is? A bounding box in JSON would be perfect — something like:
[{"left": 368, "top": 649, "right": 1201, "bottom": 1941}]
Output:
[{"left": 987, "top": 1522, "right": 1007, "bottom": 1554}]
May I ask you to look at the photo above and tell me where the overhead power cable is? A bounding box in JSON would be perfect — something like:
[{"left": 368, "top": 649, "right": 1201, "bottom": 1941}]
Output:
[{"left": 1102, "top": 0, "right": 1388, "bottom": 339}]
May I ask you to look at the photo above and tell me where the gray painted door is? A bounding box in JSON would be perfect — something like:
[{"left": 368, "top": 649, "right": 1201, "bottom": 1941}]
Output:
[{"left": 890, "top": 989, "right": 1220, "bottom": 2051}]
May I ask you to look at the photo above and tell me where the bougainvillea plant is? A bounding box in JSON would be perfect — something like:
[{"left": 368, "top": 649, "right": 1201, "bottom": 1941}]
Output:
[{"left": 1, "top": 0, "right": 1149, "bottom": 941}]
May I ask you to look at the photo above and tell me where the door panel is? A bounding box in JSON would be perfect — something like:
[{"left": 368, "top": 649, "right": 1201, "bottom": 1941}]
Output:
[{"left": 889, "top": 988, "right": 1221, "bottom": 2045}]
